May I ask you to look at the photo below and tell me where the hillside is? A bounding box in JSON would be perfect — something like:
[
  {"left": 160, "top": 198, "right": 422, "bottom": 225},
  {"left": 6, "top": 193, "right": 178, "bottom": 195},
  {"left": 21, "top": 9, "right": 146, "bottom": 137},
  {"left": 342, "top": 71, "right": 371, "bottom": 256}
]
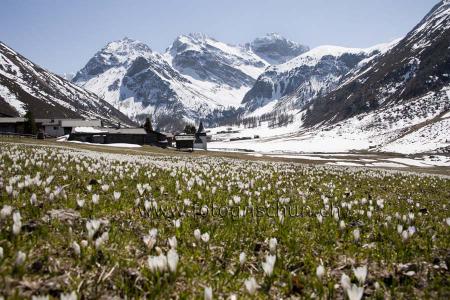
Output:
[{"left": 0, "top": 42, "right": 133, "bottom": 126}]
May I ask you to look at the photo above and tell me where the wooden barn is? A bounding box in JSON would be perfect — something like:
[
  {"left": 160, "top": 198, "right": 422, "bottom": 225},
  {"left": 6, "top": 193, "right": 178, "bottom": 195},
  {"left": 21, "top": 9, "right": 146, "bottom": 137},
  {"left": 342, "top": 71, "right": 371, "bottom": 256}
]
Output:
[
  {"left": 174, "top": 122, "right": 208, "bottom": 151},
  {"left": 174, "top": 134, "right": 195, "bottom": 150},
  {"left": 68, "top": 127, "right": 168, "bottom": 147}
]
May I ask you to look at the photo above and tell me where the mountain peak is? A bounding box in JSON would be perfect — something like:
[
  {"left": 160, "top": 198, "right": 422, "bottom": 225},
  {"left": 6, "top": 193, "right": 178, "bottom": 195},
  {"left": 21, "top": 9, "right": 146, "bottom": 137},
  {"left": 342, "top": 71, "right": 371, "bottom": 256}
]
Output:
[
  {"left": 186, "top": 32, "right": 210, "bottom": 41},
  {"left": 257, "top": 32, "right": 287, "bottom": 41},
  {"left": 103, "top": 37, "right": 152, "bottom": 54},
  {"left": 249, "top": 33, "right": 309, "bottom": 64}
]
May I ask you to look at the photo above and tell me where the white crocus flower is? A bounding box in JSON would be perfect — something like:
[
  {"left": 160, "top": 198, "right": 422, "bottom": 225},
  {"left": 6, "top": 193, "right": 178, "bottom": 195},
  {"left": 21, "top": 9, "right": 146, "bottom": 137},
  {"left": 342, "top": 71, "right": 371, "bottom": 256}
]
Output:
[
  {"left": 239, "top": 252, "right": 247, "bottom": 266},
  {"left": 12, "top": 211, "right": 22, "bottom": 235},
  {"left": 407, "top": 226, "right": 416, "bottom": 238},
  {"left": 15, "top": 251, "right": 26, "bottom": 266},
  {"left": 6, "top": 185, "right": 13, "bottom": 195},
  {"left": 316, "top": 264, "right": 325, "bottom": 279},
  {"left": 92, "top": 194, "right": 100, "bottom": 205},
  {"left": 346, "top": 284, "right": 364, "bottom": 300},
  {"left": 201, "top": 232, "right": 210, "bottom": 243},
  {"left": 60, "top": 291, "right": 77, "bottom": 300},
  {"left": 30, "top": 193, "right": 37, "bottom": 205},
  {"left": 167, "top": 248, "right": 179, "bottom": 273},
  {"left": 244, "top": 277, "right": 259, "bottom": 295},
  {"left": 401, "top": 230, "right": 409, "bottom": 241},
  {"left": 262, "top": 254, "right": 276, "bottom": 277},
  {"left": 113, "top": 191, "right": 121, "bottom": 201},
  {"left": 86, "top": 219, "right": 101, "bottom": 240},
  {"left": 353, "top": 229, "right": 360, "bottom": 242},
  {"left": 340, "top": 273, "right": 351, "bottom": 290},
  {"left": 317, "top": 214, "right": 323, "bottom": 224},
  {"left": 204, "top": 286, "right": 213, "bottom": 300},
  {"left": 193, "top": 229, "right": 201, "bottom": 242},
  {"left": 72, "top": 241, "right": 81, "bottom": 257},
  {"left": 353, "top": 265, "right": 367, "bottom": 284},
  {"left": 77, "top": 198, "right": 85, "bottom": 208},
  {"left": 95, "top": 232, "right": 109, "bottom": 248},
  {"left": 32, "top": 296, "right": 49, "bottom": 300},
  {"left": 0, "top": 205, "right": 12, "bottom": 219},
  {"left": 168, "top": 236, "right": 177, "bottom": 249},
  {"left": 148, "top": 254, "right": 168, "bottom": 273},
  {"left": 173, "top": 219, "right": 181, "bottom": 228},
  {"left": 143, "top": 236, "right": 156, "bottom": 249},
  {"left": 269, "top": 238, "right": 277, "bottom": 253}
]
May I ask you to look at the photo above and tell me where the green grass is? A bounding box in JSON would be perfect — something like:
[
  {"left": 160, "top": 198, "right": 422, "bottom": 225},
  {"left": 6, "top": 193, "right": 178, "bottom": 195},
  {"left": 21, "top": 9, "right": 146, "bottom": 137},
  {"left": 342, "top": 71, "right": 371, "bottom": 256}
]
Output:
[{"left": 0, "top": 142, "right": 449, "bottom": 299}]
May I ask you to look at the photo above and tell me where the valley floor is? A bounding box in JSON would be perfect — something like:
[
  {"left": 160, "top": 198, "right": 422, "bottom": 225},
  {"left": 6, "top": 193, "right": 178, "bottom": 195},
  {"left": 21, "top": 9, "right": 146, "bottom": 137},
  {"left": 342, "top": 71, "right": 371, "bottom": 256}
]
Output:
[
  {"left": 2, "top": 136, "right": 450, "bottom": 176},
  {"left": 0, "top": 138, "right": 449, "bottom": 299}
]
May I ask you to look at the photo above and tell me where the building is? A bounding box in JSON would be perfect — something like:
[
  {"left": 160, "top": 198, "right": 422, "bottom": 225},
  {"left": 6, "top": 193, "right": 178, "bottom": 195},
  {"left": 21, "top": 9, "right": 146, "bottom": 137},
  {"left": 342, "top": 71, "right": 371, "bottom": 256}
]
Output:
[
  {"left": 174, "top": 122, "right": 208, "bottom": 151},
  {"left": 161, "top": 132, "right": 174, "bottom": 146},
  {"left": 174, "top": 134, "right": 195, "bottom": 150},
  {"left": 68, "top": 127, "right": 168, "bottom": 147},
  {"left": 40, "top": 119, "right": 102, "bottom": 137},
  {"left": 0, "top": 117, "right": 102, "bottom": 137},
  {"left": 194, "top": 122, "right": 207, "bottom": 150},
  {"left": 0, "top": 118, "right": 26, "bottom": 134}
]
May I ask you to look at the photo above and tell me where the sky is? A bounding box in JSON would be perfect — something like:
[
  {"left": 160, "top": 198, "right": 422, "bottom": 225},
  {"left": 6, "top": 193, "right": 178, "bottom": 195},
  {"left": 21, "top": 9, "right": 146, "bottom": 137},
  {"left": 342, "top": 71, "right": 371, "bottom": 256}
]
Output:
[{"left": 0, "top": 0, "right": 440, "bottom": 74}]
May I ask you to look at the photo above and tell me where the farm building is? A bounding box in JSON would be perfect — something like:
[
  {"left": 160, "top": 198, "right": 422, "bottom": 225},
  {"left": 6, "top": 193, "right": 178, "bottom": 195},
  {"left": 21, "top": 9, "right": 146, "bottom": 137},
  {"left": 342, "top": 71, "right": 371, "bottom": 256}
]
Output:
[
  {"left": 174, "top": 134, "right": 196, "bottom": 150},
  {"left": 0, "top": 118, "right": 26, "bottom": 134},
  {"left": 174, "top": 122, "right": 208, "bottom": 151},
  {"left": 68, "top": 127, "right": 168, "bottom": 147},
  {"left": 41, "top": 119, "right": 101, "bottom": 137},
  {"left": 0, "top": 117, "right": 101, "bottom": 137}
]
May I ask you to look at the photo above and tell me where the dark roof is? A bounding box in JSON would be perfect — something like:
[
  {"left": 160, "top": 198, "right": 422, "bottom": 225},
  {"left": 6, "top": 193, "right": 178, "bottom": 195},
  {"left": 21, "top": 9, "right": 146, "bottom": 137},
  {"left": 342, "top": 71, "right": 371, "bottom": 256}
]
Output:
[
  {"left": 175, "top": 134, "right": 196, "bottom": 141},
  {"left": 0, "top": 117, "right": 26, "bottom": 123},
  {"left": 104, "top": 128, "right": 147, "bottom": 134}
]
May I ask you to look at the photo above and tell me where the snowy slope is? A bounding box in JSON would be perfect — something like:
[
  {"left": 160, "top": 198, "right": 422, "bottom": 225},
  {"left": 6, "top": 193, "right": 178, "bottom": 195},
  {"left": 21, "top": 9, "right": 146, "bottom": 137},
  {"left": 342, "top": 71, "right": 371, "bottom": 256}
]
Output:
[
  {"left": 73, "top": 38, "right": 230, "bottom": 130},
  {"left": 241, "top": 42, "right": 397, "bottom": 117},
  {"left": 165, "top": 33, "right": 268, "bottom": 83},
  {"left": 209, "top": 1, "right": 450, "bottom": 155},
  {"left": 208, "top": 85, "right": 450, "bottom": 154},
  {"left": 73, "top": 35, "right": 276, "bottom": 129},
  {"left": 164, "top": 33, "right": 270, "bottom": 108},
  {"left": 0, "top": 42, "right": 133, "bottom": 125},
  {"left": 304, "top": 0, "right": 450, "bottom": 126}
]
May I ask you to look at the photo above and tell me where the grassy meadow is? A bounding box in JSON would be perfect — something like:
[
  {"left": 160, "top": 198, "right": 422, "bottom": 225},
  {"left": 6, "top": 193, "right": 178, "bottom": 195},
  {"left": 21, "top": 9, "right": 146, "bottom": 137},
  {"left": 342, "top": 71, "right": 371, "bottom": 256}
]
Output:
[{"left": 0, "top": 141, "right": 449, "bottom": 299}]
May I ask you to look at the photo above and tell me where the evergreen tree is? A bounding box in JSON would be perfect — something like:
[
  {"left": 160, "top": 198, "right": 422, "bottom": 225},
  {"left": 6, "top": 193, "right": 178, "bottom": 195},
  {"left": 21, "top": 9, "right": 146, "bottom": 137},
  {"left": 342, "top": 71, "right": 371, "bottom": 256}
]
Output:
[
  {"left": 24, "top": 110, "right": 37, "bottom": 135},
  {"left": 143, "top": 116, "right": 153, "bottom": 132},
  {"left": 183, "top": 124, "right": 196, "bottom": 134}
]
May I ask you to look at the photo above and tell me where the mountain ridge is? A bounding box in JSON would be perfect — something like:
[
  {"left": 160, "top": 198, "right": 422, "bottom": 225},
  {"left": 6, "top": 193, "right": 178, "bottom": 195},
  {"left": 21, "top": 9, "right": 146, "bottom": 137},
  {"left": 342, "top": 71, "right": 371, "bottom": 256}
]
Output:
[{"left": 0, "top": 41, "right": 134, "bottom": 126}]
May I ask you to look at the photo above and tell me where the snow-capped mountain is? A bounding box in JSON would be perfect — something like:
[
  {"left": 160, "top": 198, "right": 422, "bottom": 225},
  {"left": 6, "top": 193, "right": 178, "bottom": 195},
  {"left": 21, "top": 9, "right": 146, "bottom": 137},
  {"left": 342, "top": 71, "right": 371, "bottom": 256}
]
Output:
[
  {"left": 246, "top": 33, "right": 309, "bottom": 65},
  {"left": 240, "top": 43, "right": 396, "bottom": 117},
  {"left": 298, "top": 0, "right": 450, "bottom": 153},
  {"left": 73, "top": 34, "right": 284, "bottom": 129},
  {"left": 209, "top": 1, "right": 450, "bottom": 155},
  {"left": 61, "top": 72, "right": 75, "bottom": 81},
  {"left": 165, "top": 33, "right": 268, "bottom": 88},
  {"left": 0, "top": 42, "right": 133, "bottom": 126},
  {"left": 73, "top": 37, "right": 218, "bottom": 130},
  {"left": 304, "top": 0, "right": 450, "bottom": 127}
]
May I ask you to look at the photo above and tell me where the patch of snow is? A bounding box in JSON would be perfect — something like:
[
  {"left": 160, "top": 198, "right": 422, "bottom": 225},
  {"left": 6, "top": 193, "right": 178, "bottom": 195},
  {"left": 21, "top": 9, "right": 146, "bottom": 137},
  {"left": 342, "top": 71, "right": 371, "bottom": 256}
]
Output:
[
  {"left": 67, "top": 141, "right": 142, "bottom": 148},
  {"left": 0, "top": 85, "right": 26, "bottom": 115},
  {"left": 73, "top": 127, "right": 108, "bottom": 134}
]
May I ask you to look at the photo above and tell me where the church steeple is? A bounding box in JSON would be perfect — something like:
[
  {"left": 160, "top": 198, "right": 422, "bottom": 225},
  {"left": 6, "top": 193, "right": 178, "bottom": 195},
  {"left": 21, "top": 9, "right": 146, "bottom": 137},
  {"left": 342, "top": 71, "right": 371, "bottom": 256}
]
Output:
[{"left": 197, "top": 121, "right": 205, "bottom": 134}]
